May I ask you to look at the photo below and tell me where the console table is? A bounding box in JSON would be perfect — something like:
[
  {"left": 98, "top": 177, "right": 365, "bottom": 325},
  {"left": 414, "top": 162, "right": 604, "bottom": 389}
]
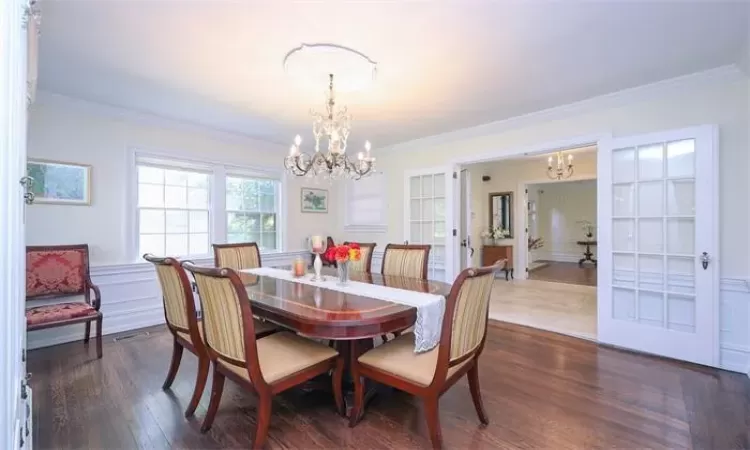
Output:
[
  {"left": 481, "top": 244, "right": 514, "bottom": 280},
  {"left": 576, "top": 240, "right": 597, "bottom": 266}
]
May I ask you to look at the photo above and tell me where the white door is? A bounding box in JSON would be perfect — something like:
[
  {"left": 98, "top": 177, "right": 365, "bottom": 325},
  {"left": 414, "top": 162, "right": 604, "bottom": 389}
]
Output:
[
  {"left": 2, "top": 1, "right": 33, "bottom": 448},
  {"left": 598, "top": 125, "right": 718, "bottom": 366},
  {"left": 404, "top": 168, "right": 453, "bottom": 282},
  {"left": 459, "top": 169, "right": 472, "bottom": 270}
]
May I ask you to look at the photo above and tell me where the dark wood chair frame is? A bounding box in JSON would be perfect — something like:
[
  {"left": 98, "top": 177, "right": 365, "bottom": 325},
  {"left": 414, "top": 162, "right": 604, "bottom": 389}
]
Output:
[
  {"left": 381, "top": 243, "right": 431, "bottom": 280},
  {"left": 26, "top": 244, "right": 103, "bottom": 359},
  {"left": 182, "top": 263, "right": 345, "bottom": 449},
  {"left": 350, "top": 262, "right": 504, "bottom": 449},
  {"left": 343, "top": 241, "right": 377, "bottom": 274},
  {"left": 143, "top": 254, "right": 211, "bottom": 418},
  {"left": 212, "top": 241, "right": 262, "bottom": 268}
]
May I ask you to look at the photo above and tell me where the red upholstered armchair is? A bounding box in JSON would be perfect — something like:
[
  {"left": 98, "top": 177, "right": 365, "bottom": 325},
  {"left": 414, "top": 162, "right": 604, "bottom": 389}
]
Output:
[{"left": 26, "top": 244, "right": 103, "bottom": 358}]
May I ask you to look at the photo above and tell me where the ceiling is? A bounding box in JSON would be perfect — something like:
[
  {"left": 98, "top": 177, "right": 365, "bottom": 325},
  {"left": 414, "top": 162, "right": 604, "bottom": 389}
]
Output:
[{"left": 38, "top": 1, "right": 749, "bottom": 150}]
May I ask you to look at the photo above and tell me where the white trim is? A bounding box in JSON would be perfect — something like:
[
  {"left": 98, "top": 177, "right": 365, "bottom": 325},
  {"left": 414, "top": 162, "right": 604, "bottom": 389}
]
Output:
[
  {"left": 34, "top": 90, "right": 288, "bottom": 149},
  {"left": 378, "top": 65, "right": 744, "bottom": 154}
]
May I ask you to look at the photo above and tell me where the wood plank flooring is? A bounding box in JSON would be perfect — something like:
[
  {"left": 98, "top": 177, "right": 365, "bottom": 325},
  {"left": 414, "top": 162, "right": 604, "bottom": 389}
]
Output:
[
  {"left": 28, "top": 323, "right": 749, "bottom": 449},
  {"left": 528, "top": 260, "right": 597, "bottom": 286}
]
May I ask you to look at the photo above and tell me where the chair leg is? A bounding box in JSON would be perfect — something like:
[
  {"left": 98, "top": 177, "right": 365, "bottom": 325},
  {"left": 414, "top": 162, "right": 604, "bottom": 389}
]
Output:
[
  {"left": 423, "top": 395, "right": 443, "bottom": 450},
  {"left": 251, "top": 394, "right": 273, "bottom": 450},
  {"left": 468, "top": 362, "right": 489, "bottom": 425},
  {"left": 84, "top": 321, "right": 91, "bottom": 344},
  {"left": 162, "top": 340, "right": 183, "bottom": 389},
  {"left": 200, "top": 365, "right": 225, "bottom": 433},
  {"left": 95, "top": 317, "right": 103, "bottom": 358},
  {"left": 331, "top": 356, "right": 345, "bottom": 417},
  {"left": 184, "top": 356, "right": 209, "bottom": 418}
]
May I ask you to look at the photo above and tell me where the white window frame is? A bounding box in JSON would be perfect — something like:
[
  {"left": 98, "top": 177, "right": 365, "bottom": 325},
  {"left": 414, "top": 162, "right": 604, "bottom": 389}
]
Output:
[
  {"left": 127, "top": 148, "right": 286, "bottom": 262},
  {"left": 343, "top": 173, "right": 388, "bottom": 233}
]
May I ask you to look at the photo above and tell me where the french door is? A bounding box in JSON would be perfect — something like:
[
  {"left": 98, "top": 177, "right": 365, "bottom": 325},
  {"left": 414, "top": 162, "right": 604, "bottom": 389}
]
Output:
[
  {"left": 598, "top": 125, "right": 718, "bottom": 366},
  {"left": 2, "top": 1, "right": 33, "bottom": 448},
  {"left": 404, "top": 168, "right": 454, "bottom": 282}
]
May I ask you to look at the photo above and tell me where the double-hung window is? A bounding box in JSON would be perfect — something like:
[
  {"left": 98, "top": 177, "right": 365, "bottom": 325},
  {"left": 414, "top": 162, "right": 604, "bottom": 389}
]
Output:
[
  {"left": 133, "top": 151, "right": 284, "bottom": 260},
  {"left": 226, "top": 175, "right": 280, "bottom": 251},
  {"left": 136, "top": 161, "right": 211, "bottom": 257}
]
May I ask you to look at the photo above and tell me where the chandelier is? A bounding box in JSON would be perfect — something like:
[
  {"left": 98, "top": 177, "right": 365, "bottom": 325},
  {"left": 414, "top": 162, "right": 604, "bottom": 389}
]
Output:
[
  {"left": 284, "top": 74, "right": 375, "bottom": 180},
  {"left": 546, "top": 151, "right": 574, "bottom": 180}
]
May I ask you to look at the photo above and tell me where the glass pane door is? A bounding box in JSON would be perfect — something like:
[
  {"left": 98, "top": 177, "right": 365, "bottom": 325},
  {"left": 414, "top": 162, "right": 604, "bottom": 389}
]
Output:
[
  {"left": 599, "top": 125, "right": 716, "bottom": 367},
  {"left": 408, "top": 173, "right": 446, "bottom": 281},
  {"left": 611, "top": 140, "right": 696, "bottom": 330}
]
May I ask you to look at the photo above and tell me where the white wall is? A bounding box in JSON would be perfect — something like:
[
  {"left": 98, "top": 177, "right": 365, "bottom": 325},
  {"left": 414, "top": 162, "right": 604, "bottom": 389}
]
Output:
[
  {"left": 465, "top": 152, "right": 597, "bottom": 266},
  {"left": 531, "top": 179, "right": 597, "bottom": 263},
  {"left": 356, "top": 68, "right": 750, "bottom": 373},
  {"left": 26, "top": 93, "right": 342, "bottom": 265}
]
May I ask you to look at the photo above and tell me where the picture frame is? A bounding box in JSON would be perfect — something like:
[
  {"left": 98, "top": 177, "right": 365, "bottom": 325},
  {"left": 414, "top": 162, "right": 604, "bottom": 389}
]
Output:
[
  {"left": 26, "top": 159, "right": 91, "bottom": 205},
  {"left": 301, "top": 188, "right": 328, "bottom": 213}
]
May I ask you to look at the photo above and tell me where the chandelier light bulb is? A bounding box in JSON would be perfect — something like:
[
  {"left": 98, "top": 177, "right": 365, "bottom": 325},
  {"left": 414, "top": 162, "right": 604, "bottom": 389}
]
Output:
[
  {"left": 365, "top": 141, "right": 371, "bottom": 152},
  {"left": 568, "top": 154, "right": 573, "bottom": 163},
  {"left": 358, "top": 152, "right": 364, "bottom": 161},
  {"left": 289, "top": 145, "right": 296, "bottom": 156},
  {"left": 294, "top": 135, "right": 302, "bottom": 146}
]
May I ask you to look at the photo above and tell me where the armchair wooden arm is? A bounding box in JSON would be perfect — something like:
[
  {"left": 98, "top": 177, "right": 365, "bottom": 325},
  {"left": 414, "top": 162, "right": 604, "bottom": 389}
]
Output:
[{"left": 87, "top": 277, "right": 101, "bottom": 310}]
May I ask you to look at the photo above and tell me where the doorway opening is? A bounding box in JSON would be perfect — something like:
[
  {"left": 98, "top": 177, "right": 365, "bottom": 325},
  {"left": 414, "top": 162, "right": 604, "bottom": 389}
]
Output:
[{"left": 457, "top": 145, "right": 598, "bottom": 340}]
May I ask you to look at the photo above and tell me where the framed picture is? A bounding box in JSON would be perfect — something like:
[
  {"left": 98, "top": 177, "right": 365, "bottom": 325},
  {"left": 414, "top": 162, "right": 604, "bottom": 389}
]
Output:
[
  {"left": 26, "top": 159, "right": 91, "bottom": 205},
  {"left": 301, "top": 188, "right": 328, "bottom": 213}
]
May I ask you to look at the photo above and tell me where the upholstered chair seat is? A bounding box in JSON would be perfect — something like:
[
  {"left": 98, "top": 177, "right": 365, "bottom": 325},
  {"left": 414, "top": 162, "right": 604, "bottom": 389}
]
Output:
[
  {"left": 218, "top": 331, "right": 339, "bottom": 384},
  {"left": 26, "top": 302, "right": 98, "bottom": 326},
  {"left": 358, "top": 332, "right": 472, "bottom": 387}
]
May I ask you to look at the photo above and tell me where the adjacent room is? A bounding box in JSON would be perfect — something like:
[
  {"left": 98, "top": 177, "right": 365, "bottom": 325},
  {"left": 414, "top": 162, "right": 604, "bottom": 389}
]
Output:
[{"left": 2, "top": 2, "right": 749, "bottom": 449}]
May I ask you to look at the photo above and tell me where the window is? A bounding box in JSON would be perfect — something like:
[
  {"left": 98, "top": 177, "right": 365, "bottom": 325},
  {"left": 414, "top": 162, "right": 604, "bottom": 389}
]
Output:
[
  {"left": 132, "top": 151, "right": 285, "bottom": 260},
  {"left": 226, "top": 176, "right": 280, "bottom": 250},
  {"left": 137, "top": 165, "right": 210, "bottom": 257},
  {"left": 344, "top": 174, "right": 387, "bottom": 233}
]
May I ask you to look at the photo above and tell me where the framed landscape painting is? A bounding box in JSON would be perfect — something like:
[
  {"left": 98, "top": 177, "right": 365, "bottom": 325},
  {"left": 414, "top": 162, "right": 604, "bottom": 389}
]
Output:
[
  {"left": 27, "top": 159, "right": 91, "bottom": 205},
  {"left": 301, "top": 188, "right": 328, "bottom": 213}
]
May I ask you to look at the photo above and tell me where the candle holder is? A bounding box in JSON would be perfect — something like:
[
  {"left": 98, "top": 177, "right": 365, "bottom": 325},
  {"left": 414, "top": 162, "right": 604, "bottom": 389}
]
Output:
[{"left": 309, "top": 236, "right": 325, "bottom": 281}]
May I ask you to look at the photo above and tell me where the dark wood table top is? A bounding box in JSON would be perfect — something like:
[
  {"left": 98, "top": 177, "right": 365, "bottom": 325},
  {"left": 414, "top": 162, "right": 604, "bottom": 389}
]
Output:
[{"left": 239, "top": 270, "right": 451, "bottom": 340}]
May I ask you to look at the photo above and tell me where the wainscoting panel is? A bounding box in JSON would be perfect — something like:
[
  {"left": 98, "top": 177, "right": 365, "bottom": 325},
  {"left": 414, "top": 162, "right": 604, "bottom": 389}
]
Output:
[{"left": 26, "top": 251, "right": 309, "bottom": 350}]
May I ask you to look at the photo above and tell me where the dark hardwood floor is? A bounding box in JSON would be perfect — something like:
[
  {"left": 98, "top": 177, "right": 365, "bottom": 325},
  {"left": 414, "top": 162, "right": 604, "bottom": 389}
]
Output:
[
  {"left": 28, "top": 322, "right": 749, "bottom": 449},
  {"left": 528, "top": 261, "right": 597, "bottom": 286}
]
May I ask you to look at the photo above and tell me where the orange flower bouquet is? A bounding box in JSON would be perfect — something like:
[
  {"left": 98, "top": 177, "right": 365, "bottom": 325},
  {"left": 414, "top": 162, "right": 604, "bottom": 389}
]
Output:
[{"left": 325, "top": 243, "right": 361, "bottom": 285}]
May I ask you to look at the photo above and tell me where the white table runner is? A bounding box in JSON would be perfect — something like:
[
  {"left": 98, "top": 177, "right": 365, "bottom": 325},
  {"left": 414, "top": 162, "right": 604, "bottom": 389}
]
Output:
[{"left": 242, "top": 267, "right": 445, "bottom": 353}]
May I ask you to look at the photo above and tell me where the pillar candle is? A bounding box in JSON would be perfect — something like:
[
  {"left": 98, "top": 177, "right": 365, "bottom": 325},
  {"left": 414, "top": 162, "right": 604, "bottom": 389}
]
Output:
[{"left": 311, "top": 235, "right": 324, "bottom": 253}]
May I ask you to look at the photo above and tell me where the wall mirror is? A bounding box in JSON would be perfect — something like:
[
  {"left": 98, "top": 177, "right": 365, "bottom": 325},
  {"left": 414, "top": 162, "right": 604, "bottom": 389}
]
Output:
[{"left": 489, "top": 192, "right": 513, "bottom": 238}]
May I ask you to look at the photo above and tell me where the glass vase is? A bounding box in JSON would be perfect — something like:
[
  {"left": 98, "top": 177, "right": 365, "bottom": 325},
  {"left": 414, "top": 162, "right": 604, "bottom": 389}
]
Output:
[{"left": 337, "top": 261, "right": 350, "bottom": 286}]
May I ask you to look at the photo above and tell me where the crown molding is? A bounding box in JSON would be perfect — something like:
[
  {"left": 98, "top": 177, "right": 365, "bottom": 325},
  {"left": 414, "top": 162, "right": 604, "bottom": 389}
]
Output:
[
  {"left": 32, "top": 90, "right": 288, "bottom": 151},
  {"left": 380, "top": 65, "right": 747, "bottom": 153}
]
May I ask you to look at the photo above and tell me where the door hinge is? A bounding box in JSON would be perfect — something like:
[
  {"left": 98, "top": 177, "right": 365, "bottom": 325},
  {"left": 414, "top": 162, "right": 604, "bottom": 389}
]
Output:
[
  {"left": 525, "top": 228, "right": 528, "bottom": 233},
  {"left": 452, "top": 229, "right": 457, "bottom": 236},
  {"left": 452, "top": 172, "right": 457, "bottom": 179},
  {"left": 525, "top": 188, "right": 528, "bottom": 194}
]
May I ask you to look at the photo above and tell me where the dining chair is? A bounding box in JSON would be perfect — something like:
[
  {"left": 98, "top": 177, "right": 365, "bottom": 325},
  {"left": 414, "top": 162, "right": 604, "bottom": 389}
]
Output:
[
  {"left": 213, "top": 242, "right": 262, "bottom": 269},
  {"left": 381, "top": 243, "right": 431, "bottom": 280},
  {"left": 182, "top": 262, "right": 345, "bottom": 448},
  {"left": 349, "top": 261, "right": 504, "bottom": 449},
  {"left": 143, "top": 254, "right": 210, "bottom": 418},
  {"left": 344, "top": 241, "right": 376, "bottom": 273}
]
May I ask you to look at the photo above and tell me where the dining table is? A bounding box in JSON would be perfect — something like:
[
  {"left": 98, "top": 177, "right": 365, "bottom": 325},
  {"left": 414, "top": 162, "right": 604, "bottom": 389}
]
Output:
[{"left": 236, "top": 268, "right": 452, "bottom": 419}]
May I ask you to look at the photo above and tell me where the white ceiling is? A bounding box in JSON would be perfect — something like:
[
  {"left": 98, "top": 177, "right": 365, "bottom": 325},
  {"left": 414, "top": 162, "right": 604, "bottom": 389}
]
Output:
[{"left": 38, "top": 1, "right": 749, "bottom": 150}]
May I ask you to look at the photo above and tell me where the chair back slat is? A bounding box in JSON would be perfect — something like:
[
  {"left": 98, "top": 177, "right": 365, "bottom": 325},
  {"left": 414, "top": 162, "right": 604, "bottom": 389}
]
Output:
[
  {"left": 192, "top": 272, "right": 247, "bottom": 362},
  {"left": 144, "top": 254, "right": 196, "bottom": 335},
  {"left": 213, "top": 243, "right": 261, "bottom": 270},
  {"left": 26, "top": 245, "right": 89, "bottom": 299},
  {"left": 449, "top": 271, "right": 496, "bottom": 361},
  {"left": 382, "top": 244, "right": 430, "bottom": 280}
]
